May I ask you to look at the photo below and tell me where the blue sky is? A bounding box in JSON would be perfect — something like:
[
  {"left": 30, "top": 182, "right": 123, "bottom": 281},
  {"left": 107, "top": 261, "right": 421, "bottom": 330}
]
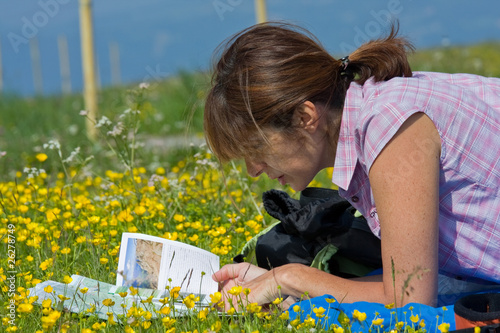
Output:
[{"left": 1, "top": 0, "right": 500, "bottom": 96}]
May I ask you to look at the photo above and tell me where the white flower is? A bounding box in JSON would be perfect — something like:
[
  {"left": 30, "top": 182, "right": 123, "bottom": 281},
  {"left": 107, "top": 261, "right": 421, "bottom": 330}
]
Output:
[
  {"left": 95, "top": 116, "right": 112, "bottom": 128},
  {"left": 79, "top": 110, "right": 88, "bottom": 116},
  {"left": 139, "top": 82, "right": 150, "bottom": 89},
  {"left": 43, "top": 140, "right": 61, "bottom": 150}
]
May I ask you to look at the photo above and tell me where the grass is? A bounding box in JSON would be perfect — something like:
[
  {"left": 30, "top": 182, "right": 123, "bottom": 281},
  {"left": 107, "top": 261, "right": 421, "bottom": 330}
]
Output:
[{"left": 0, "top": 42, "right": 499, "bottom": 332}]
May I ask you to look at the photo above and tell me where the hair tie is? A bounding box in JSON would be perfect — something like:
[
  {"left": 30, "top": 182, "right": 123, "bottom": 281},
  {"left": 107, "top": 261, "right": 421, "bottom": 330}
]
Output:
[{"left": 340, "top": 56, "right": 350, "bottom": 70}]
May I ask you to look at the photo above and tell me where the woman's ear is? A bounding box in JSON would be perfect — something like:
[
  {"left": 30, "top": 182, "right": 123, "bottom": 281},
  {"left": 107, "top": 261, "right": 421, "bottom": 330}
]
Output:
[{"left": 293, "top": 101, "right": 320, "bottom": 133}]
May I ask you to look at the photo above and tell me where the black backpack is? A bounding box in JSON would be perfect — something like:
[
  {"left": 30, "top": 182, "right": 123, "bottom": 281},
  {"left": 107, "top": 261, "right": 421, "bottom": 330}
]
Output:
[{"left": 234, "top": 187, "right": 383, "bottom": 278}]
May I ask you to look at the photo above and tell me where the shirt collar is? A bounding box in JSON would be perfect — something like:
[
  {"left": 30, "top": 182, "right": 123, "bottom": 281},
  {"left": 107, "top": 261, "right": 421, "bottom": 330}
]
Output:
[{"left": 331, "top": 82, "right": 363, "bottom": 191}]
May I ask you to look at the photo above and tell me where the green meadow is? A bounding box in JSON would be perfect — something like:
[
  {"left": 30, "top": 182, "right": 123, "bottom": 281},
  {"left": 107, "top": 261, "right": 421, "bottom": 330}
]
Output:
[{"left": 0, "top": 43, "right": 498, "bottom": 332}]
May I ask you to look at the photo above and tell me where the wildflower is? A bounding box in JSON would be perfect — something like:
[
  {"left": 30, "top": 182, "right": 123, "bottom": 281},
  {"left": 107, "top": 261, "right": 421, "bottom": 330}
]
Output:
[
  {"left": 227, "top": 307, "right": 236, "bottom": 315},
  {"left": 372, "top": 318, "right": 384, "bottom": 326},
  {"left": 139, "top": 82, "right": 150, "bottom": 89},
  {"left": 279, "top": 311, "right": 290, "bottom": 320},
  {"left": 246, "top": 302, "right": 262, "bottom": 313},
  {"left": 79, "top": 110, "right": 88, "bottom": 116},
  {"left": 353, "top": 309, "right": 367, "bottom": 322},
  {"left": 170, "top": 286, "right": 180, "bottom": 299},
  {"left": 99, "top": 257, "right": 109, "bottom": 264},
  {"left": 210, "top": 292, "right": 222, "bottom": 305},
  {"left": 198, "top": 308, "right": 209, "bottom": 320},
  {"left": 118, "top": 291, "right": 128, "bottom": 297},
  {"left": 58, "top": 295, "right": 70, "bottom": 301},
  {"left": 438, "top": 322, "right": 450, "bottom": 333},
  {"left": 333, "top": 326, "right": 344, "bottom": 333},
  {"left": 410, "top": 314, "right": 420, "bottom": 323},
  {"left": 161, "top": 317, "right": 176, "bottom": 328},
  {"left": 44, "top": 285, "right": 53, "bottom": 293},
  {"left": 313, "top": 306, "right": 326, "bottom": 318},
  {"left": 42, "top": 299, "right": 52, "bottom": 308},
  {"left": 62, "top": 276, "right": 73, "bottom": 284},
  {"left": 129, "top": 286, "right": 139, "bottom": 295},
  {"left": 36, "top": 153, "right": 48, "bottom": 162},
  {"left": 272, "top": 297, "right": 283, "bottom": 305},
  {"left": 102, "top": 298, "right": 115, "bottom": 307},
  {"left": 80, "top": 287, "right": 89, "bottom": 294},
  {"left": 159, "top": 306, "right": 171, "bottom": 315},
  {"left": 211, "top": 320, "right": 222, "bottom": 332},
  {"left": 60, "top": 247, "right": 71, "bottom": 254},
  {"left": 228, "top": 285, "right": 242, "bottom": 296},
  {"left": 18, "top": 303, "right": 34, "bottom": 313}
]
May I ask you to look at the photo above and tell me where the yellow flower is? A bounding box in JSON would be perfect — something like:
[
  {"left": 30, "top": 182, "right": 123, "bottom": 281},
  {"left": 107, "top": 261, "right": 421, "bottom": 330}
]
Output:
[
  {"left": 58, "top": 295, "right": 70, "bottom": 301},
  {"left": 18, "top": 303, "right": 34, "bottom": 313},
  {"left": 60, "top": 247, "right": 71, "bottom": 254},
  {"left": 228, "top": 285, "right": 242, "bottom": 296},
  {"left": 410, "top": 314, "right": 420, "bottom": 323},
  {"left": 372, "top": 318, "right": 384, "bottom": 326},
  {"left": 44, "top": 285, "right": 53, "bottom": 293},
  {"left": 272, "top": 297, "right": 283, "bottom": 305},
  {"left": 173, "top": 214, "right": 186, "bottom": 222},
  {"left": 62, "top": 275, "right": 73, "bottom": 284},
  {"left": 353, "top": 309, "right": 367, "bottom": 322},
  {"left": 80, "top": 287, "right": 89, "bottom": 294},
  {"left": 42, "top": 299, "right": 52, "bottom": 308},
  {"left": 333, "top": 326, "right": 344, "bottom": 333},
  {"left": 36, "top": 153, "right": 48, "bottom": 162},
  {"left": 438, "top": 322, "right": 450, "bottom": 333},
  {"left": 227, "top": 307, "right": 236, "bottom": 315},
  {"left": 102, "top": 298, "right": 115, "bottom": 307},
  {"left": 211, "top": 320, "right": 222, "bottom": 332},
  {"left": 210, "top": 292, "right": 222, "bottom": 304},
  {"left": 99, "top": 258, "right": 109, "bottom": 264},
  {"left": 198, "top": 308, "right": 209, "bottom": 320},
  {"left": 118, "top": 291, "right": 128, "bottom": 297},
  {"left": 313, "top": 306, "right": 326, "bottom": 318},
  {"left": 170, "top": 286, "right": 180, "bottom": 299},
  {"left": 159, "top": 306, "right": 171, "bottom": 315},
  {"left": 246, "top": 302, "right": 262, "bottom": 313},
  {"left": 129, "top": 286, "right": 139, "bottom": 295},
  {"left": 279, "top": 311, "right": 289, "bottom": 320},
  {"left": 293, "top": 305, "right": 301, "bottom": 312}
]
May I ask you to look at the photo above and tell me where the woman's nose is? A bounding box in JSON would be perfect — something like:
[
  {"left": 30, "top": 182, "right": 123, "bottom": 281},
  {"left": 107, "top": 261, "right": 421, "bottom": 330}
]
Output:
[{"left": 245, "top": 159, "right": 264, "bottom": 177}]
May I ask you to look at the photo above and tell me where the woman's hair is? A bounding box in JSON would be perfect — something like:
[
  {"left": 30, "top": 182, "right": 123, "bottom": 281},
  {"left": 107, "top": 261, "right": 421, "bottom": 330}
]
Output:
[{"left": 204, "top": 21, "right": 414, "bottom": 163}]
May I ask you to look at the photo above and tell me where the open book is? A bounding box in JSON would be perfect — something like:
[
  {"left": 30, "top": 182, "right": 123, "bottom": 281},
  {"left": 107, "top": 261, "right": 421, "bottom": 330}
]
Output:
[
  {"left": 28, "top": 233, "right": 220, "bottom": 319},
  {"left": 109, "top": 233, "right": 220, "bottom": 306}
]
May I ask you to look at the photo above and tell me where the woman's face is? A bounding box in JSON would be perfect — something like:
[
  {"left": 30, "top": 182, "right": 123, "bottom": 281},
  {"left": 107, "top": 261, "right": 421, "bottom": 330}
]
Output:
[{"left": 244, "top": 127, "right": 331, "bottom": 192}]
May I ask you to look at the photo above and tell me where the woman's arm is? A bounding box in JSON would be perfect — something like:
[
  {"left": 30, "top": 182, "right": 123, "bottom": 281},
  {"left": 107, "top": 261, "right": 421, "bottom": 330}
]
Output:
[{"left": 214, "top": 112, "right": 442, "bottom": 307}]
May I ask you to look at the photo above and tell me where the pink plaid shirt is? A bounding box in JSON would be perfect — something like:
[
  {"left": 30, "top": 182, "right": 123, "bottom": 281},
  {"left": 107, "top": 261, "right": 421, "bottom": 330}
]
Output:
[{"left": 332, "top": 72, "right": 500, "bottom": 283}]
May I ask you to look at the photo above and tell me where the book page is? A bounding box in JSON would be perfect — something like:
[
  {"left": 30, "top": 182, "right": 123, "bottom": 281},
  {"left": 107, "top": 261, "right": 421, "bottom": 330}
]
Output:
[{"left": 115, "top": 233, "right": 219, "bottom": 301}]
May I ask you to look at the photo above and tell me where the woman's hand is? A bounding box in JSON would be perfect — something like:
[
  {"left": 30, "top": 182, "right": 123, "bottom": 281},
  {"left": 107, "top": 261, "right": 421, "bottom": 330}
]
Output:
[{"left": 212, "top": 263, "right": 287, "bottom": 310}]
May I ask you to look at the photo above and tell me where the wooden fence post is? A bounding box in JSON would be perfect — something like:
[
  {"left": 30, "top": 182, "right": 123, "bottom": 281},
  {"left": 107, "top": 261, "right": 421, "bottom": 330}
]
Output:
[
  {"left": 30, "top": 38, "right": 43, "bottom": 95},
  {"left": 0, "top": 36, "right": 3, "bottom": 93},
  {"left": 255, "top": 0, "right": 267, "bottom": 24},
  {"left": 109, "top": 41, "right": 121, "bottom": 86},
  {"left": 79, "top": 0, "right": 98, "bottom": 140},
  {"left": 58, "top": 34, "right": 72, "bottom": 94}
]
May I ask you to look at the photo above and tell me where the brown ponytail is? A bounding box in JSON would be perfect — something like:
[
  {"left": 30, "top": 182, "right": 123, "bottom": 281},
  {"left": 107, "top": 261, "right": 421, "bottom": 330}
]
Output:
[
  {"left": 346, "top": 22, "right": 415, "bottom": 84},
  {"left": 204, "top": 21, "right": 414, "bottom": 163}
]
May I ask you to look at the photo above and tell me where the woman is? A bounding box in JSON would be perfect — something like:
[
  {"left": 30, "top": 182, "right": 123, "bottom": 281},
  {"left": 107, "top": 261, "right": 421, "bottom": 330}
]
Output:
[{"left": 204, "top": 22, "right": 500, "bottom": 308}]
